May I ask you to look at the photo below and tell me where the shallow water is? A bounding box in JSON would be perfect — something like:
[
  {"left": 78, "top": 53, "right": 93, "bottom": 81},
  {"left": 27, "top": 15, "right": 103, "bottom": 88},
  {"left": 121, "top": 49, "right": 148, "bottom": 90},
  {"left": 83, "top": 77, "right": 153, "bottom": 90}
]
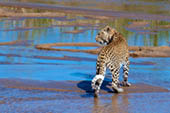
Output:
[
  {"left": 0, "top": 15, "right": 170, "bottom": 89},
  {"left": 0, "top": 3, "right": 170, "bottom": 86},
  {"left": 0, "top": 1, "right": 170, "bottom": 112}
]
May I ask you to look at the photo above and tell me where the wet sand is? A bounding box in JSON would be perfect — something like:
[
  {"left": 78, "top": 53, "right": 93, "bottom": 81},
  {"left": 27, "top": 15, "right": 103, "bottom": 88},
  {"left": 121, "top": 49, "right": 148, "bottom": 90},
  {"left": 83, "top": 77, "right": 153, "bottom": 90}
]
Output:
[
  {"left": 0, "top": 78, "right": 169, "bottom": 113},
  {"left": 1, "top": 40, "right": 170, "bottom": 57},
  {"left": 35, "top": 42, "right": 170, "bottom": 57},
  {"left": 63, "top": 29, "right": 87, "bottom": 34},
  {"left": 0, "top": 78, "right": 169, "bottom": 94}
]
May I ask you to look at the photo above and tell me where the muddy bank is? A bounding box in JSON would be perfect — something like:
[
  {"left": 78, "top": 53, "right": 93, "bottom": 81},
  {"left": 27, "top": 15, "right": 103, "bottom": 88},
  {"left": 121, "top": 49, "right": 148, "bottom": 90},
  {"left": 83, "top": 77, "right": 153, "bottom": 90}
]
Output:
[
  {"left": 0, "top": 5, "right": 110, "bottom": 21},
  {"left": 126, "top": 21, "right": 157, "bottom": 34},
  {"left": 1, "top": 2, "right": 170, "bottom": 21},
  {"left": 63, "top": 29, "right": 87, "bottom": 34},
  {"left": 0, "top": 40, "right": 32, "bottom": 46},
  {"left": 0, "top": 7, "right": 66, "bottom": 18},
  {"left": 35, "top": 42, "right": 101, "bottom": 54},
  {"left": 35, "top": 42, "right": 170, "bottom": 57},
  {"left": 1, "top": 41, "right": 170, "bottom": 57},
  {"left": 0, "top": 78, "right": 169, "bottom": 113},
  {"left": 0, "top": 78, "right": 169, "bottom": 94},
  {"left": 126, "top": 21, "right": 170, "bottom": 34},
  {"left": 129, "top": 46, "right": 170, "bottom": 57},
  {"left": 0, "top": 11, "right": 66, "bottom": 18}
]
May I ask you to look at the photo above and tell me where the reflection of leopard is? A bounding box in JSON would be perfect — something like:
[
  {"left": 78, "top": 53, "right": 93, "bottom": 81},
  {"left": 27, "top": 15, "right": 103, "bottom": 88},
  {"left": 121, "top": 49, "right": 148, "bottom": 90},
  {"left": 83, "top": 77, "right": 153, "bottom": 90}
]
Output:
[{"left": 91, "top": 26, "right": 131, "bottom": 97}]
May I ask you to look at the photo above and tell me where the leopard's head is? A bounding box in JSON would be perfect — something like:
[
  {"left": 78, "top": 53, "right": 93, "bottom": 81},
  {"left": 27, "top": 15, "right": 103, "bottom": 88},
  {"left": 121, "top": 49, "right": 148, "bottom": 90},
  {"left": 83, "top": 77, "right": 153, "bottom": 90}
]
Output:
[{"left": 95, "top": 26, "right": 118, "bottom": 45}]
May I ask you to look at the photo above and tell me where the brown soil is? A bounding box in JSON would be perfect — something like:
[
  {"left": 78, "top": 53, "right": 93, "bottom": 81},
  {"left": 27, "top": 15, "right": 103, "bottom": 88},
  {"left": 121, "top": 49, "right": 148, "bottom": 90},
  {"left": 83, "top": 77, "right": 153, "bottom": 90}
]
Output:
[
  {"left": 0, "top": 78, "right": 168, "bottom": 94},
  {"left": 63, "top": 29, "right": 87, "bottom": 34},
  {"left": 127, "top": 21, "right": 149, "bottom": 29},
  {"left": 0, "top": 8, "right": 66, "bottom": 18},
  {"left": 1, "top": 2, "right": 170, "bottom": 21},
  {"left": 35, "top": 42, "right": 170, "bottom": 57},
  {"left": 35, "top": 42, "right": 101, "bottom": 54},
  {"left": 1, "top": 40, "right": 170, "bottom": 57},
  {"left": 0, "top": 40, "right": 32, "bottom": 46}
]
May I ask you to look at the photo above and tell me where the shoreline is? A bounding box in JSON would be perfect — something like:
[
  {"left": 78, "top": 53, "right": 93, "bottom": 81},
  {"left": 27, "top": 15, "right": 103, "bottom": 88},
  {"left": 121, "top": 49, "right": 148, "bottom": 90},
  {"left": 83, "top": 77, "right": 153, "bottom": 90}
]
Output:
[
  {"left": 0, "top": 78, "right": 169, "bottom": 113},
  {"left": 1, "top": 2, "right": 170, "bottom": 21},
  {"left": 1, "top": 40, "right": 170, "bottom": 57},
  {"left": 0, "top": 78, "right": 169, "bottom": 94}
]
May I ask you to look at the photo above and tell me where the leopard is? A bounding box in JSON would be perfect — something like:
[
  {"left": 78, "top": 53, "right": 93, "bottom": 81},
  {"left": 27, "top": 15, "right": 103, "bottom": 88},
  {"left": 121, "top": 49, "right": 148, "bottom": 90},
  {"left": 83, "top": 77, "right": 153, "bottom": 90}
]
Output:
[{"left": 91, "top": 26, "right": 131, "bottom": 97}]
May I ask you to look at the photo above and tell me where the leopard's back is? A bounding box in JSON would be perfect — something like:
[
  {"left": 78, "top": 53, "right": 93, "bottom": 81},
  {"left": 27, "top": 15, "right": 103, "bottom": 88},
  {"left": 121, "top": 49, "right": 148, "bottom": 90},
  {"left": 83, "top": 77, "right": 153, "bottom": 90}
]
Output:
[{"left": 97, "top": 32, "right": 129, "bottom": 68}]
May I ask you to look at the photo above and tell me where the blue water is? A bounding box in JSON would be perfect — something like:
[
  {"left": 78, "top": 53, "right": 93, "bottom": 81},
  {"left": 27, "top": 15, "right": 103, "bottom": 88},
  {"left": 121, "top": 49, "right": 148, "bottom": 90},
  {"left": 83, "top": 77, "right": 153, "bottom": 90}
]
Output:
[
  {"left": 0, "top": 13, "right": 170, "bottom": 90},
  {"left": 0, "top": 2, "right": 170, "bottom": 113},
  {"left": 0, "top": 17, "right": 170, "bottom": 46}
]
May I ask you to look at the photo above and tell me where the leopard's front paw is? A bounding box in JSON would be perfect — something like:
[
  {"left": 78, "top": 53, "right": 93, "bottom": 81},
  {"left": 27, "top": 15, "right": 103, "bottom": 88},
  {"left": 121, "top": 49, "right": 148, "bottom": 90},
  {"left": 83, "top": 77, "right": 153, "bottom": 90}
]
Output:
[{"left": 121, "top": 81, "right": 131, "bottom": 87}]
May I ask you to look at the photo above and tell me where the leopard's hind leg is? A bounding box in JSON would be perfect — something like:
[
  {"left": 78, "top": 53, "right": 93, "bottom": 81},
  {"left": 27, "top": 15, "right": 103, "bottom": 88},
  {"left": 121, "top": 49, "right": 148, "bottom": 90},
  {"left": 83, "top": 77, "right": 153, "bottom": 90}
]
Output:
[
  {"left": 108, "top": 64, "right": 124, "bottom": 93},
  {"left": 121, "top": 59, "right": 131, "bottom": 87},
  {"left": 91, "top": 58, "right": 106, "bottom": 97}
]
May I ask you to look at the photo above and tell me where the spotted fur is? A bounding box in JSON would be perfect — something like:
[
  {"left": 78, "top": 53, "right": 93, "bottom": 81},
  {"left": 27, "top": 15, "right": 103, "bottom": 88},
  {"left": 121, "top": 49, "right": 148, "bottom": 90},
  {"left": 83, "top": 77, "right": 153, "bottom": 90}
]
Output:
[{"left": 91, "top": 26, "right": 131, "bottom": 97}]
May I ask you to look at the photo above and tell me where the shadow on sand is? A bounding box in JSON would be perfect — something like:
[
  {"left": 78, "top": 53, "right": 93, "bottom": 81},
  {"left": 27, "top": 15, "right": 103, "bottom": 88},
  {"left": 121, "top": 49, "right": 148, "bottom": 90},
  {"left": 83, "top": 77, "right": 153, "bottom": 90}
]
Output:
[{"left": 77, "top": 80, "right": 114, "bottom": 98}]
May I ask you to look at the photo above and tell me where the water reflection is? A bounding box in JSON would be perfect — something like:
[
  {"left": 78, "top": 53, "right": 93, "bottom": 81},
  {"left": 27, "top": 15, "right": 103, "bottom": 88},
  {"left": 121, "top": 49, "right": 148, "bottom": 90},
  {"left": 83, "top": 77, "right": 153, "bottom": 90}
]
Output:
[
  {"left": 93, "top": 97, "right": 102, "bottom": 113},
  {"left": 111, "top": 94, "right": 129, "bottom": 113},
  {"left": 92, "top": 94, "right": 129, "bottom": 113},
  {"left": 0, "top": 16, "right": 170, "bottom": 46}
]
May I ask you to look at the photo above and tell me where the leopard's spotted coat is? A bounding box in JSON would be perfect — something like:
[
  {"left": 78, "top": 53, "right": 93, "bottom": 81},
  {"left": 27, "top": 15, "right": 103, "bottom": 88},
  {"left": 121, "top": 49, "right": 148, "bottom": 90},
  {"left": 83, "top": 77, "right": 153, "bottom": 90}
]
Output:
[{"left": 91, "top": 26, "right": 131, "bottom": 97}]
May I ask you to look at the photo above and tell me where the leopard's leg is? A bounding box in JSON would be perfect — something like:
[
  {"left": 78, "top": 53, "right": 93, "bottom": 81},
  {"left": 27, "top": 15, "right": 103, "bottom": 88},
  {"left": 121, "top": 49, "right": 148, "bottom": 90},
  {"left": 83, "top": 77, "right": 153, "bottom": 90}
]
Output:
[
  {"left": 122, "top": 59, "right": 131, "bottom": 87},
  {"left": 109, "top": 65, "right": 124, "bottom": 93},
  {"left": 91, "top": 58, "right": 106, "bottom": 97}
]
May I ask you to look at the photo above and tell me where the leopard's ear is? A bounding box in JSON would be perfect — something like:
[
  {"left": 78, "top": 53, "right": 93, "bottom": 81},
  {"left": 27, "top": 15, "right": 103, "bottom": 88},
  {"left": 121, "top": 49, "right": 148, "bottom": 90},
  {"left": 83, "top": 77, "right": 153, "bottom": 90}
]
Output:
[
  {"left": 109, "top": 30, "right": 118, "bottom": 42},
  {"left": 105, "top": 26, "right": 112, "bottom": 32}
]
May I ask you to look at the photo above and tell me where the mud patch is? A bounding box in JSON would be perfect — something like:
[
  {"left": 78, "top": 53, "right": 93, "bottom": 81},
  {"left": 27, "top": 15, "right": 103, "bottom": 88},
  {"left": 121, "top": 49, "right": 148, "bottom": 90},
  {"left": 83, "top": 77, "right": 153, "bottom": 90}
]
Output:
[
  {"left": 36, "top": 42, "right": 170, "bottom": 57},
  {"left": 35, "top": 42, "right": 101, "bottom": 54},
  {"left": 0, "top": 40, "right": 33, "bottom": 46},
  {"left": 0, "top": 100, "right": 5, "bottom": 104},
  {"left": 1, "top": 41, "right": 170, "bottom": 57},
  {"left": 130, "top": 61, "right": 156, "bottom": 66},
  {"left": 0, "top": 78, "right": 168, "bottom": 94},
  {"left": 63, "top": 29, "right": 87, "bottom": 34},
  {"left": 127, "top": 21, "right": 150, "bottom": 29},
  {"left": 1, "top": 2, "right": 170, "bottom": 21}
]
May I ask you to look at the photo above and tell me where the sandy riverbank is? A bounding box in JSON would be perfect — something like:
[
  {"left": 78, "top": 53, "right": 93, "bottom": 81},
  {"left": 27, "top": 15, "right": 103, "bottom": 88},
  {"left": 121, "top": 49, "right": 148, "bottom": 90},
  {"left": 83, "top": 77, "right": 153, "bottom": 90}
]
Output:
[
  {"left": 1, "top": 40, "right": 170, "bottom": 57},
  {"left": 0, "top": 78, "right": 169, "bottom": 112}
]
